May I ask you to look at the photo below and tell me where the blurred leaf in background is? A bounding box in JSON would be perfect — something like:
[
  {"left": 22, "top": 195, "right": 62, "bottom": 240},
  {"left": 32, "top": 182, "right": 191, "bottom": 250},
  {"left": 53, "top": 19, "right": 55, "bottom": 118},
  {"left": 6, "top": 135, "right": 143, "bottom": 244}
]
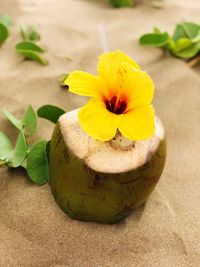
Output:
[
  {"left": 139, "top": 22, "right": 200, "bottom": 65},
  {"left": 109, "top": 0, "right": 134, "bottom": 8},
  {"left": 0, "top": 15, "right": 11, "bottom": 45},
  {"left": 20, "top": 25, "right": 40, "bottom": 41},
  {"left": 16, "top": 26, "right": 48, "bottom": 65}
]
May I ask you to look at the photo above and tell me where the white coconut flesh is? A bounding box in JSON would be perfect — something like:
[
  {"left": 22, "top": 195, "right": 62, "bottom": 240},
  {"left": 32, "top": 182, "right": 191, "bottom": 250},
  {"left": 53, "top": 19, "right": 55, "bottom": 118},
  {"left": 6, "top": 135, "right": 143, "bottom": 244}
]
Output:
[{"left": 59, "top": 109, "right": 165, "bottom": 174}]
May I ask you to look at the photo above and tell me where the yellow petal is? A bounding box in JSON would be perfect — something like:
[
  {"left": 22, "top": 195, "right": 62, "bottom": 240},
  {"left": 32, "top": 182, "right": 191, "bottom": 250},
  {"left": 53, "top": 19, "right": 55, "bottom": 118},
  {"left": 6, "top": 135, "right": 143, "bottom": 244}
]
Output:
[
  {"left": 65, "top": 71, "right": 100, "bottom": 97},
  {"left": 118, "top": 105, "right": 155, "bottom": 140},
  {"left": 125, "top": 69, "right": 155, "bottom": 110},
  {"left": 78, "top": 99, "right": 122, "bottom": 141},
  {"left": 101, "top": 61, "right": 154, "bottom": 109},
  {"left": 98, "top": 50, "right": 140, "bottom": 74},
  {"left": 97, "top": 50, "right": 141, "bottom": 96}
]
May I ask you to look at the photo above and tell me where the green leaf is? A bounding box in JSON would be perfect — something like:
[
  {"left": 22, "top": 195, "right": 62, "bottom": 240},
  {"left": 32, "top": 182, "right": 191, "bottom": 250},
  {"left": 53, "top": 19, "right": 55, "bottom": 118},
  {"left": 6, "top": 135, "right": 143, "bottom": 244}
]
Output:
[
  {"left": 20, "top": 26, "right": 28, "bottom": 41},
  {"left": 0, "top": 23, "right": 8, "bottom": 44},
  {"left": 16, "top": 41, "right": 44, "bottom": 52},
  {"left": 174, "top": 37, "right": 192, "bottom": 52},
  {"left": 20, "top": 158, "right": 27, "bottom": 170},
  {"left": 153, "top": 27, "right": 162, "bottom": 34},
  {"left": 173, "top": 24, "right": 187, "bottom": 42},
  {"left": 22, "top": 105, "right": 37, "bottom": 136},
  {"left": 29, "top": 27, "right": 40, "bottom": 41},
  {"left": 173, "top": 43, "right": 199, "bottom": 59},
  {"left": 20, "top": 26, "right": 40, "bottom": 41},
  {"left": 192, "top": 31, "right": 200, "bottom": 43},
  {"left": 182, "top": 22, "right": 200, "bottom": 39},
  {"left": 140, "top": 22, "right": 200, "bottom": 61},
  {"left": 37, "top": 105, "right": 65, "bottom": 124},
  {"left": 139, "top": 32, "right": 169, "bottom": 47},
  {"left": 1, "top": 15, "right": 11, "bottom": 28},
  {"left": 3, "top": 110, "right": 23, "bottom": 130},
  {"left": 8, "top": 131, "right": 27, "bottom": 168},
  {"left": 27, "top": 140, "right": 49, "bottom": 185},
  {"left": 0, "top": 132, "right": 13, "bottom": 161},
  {"left": 15, "top": 41, "right": 48, "bottom": 65},
  {"left": 109, "top": 0, "right": 134, "bottom": 7},
  {"left": 58, "top": 73, "right": 69, "bottom": 88},
  {"left": 16, "top": 49, "right": 48, "bottom": 65},
  {"left": 164, "top": 37, "right": 176, "bottom": 51}
]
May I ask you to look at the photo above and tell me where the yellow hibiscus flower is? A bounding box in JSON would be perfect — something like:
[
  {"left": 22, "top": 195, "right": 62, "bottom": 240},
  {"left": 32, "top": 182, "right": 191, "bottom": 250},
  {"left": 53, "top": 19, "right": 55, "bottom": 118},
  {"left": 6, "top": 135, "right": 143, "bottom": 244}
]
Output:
[{"left": 65, "top": 50, "right": 155, "bottom": 141}]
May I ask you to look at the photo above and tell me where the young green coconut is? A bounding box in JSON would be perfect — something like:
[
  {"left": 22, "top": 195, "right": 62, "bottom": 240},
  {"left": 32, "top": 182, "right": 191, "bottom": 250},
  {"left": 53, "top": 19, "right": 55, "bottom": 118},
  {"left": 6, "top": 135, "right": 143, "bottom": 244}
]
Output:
[
  {"left": 50, "top": 110, "right": 166, "bottom": 224},
  {"left": 49, "top": 50, "right": 166, "bottom": 224}
]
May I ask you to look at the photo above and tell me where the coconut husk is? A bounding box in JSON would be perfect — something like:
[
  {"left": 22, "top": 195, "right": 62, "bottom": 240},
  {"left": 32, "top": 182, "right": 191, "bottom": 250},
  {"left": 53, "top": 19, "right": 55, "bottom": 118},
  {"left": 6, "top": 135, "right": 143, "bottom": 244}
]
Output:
[{"left": 49, "top": 110, "right": 166, "bottom": 224}]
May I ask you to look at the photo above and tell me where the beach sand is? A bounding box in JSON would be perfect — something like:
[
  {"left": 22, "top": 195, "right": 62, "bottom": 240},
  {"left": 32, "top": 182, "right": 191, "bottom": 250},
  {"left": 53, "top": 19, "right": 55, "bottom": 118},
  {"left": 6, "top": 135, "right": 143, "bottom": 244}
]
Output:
[{"left": 0, "top": 0, "right": 200, "bottom": 266}]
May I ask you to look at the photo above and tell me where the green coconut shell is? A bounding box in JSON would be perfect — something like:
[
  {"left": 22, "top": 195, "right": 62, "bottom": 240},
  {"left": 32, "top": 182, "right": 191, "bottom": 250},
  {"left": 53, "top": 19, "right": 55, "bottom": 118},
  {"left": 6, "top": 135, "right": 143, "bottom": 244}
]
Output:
[{"left": 49, "top": 110, "right": 166, "bottom": 224}]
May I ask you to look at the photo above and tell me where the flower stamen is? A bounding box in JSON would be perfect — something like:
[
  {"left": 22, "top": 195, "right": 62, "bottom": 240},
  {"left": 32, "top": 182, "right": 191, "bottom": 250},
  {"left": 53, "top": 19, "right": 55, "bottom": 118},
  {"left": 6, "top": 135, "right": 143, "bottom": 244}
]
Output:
[{"left": 105, "top": 96, "right": 127, "bottom": 114}]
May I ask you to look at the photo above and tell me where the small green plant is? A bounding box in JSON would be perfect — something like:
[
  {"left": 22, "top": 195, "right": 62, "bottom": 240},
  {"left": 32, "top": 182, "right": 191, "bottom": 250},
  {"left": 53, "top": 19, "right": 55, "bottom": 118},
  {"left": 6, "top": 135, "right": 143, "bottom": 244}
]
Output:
[
  {"left": 139, "top": 22, "right": 200, "bottom": 65},
  {"left": 109, "top": 0, "right": 134, "bottom": 7},
  {"left": 16, "top": 25, "right": 48, "bottom": 65},
  {"left": 16, "top": 42, "right": 48, "bottom": 65},
  {"left": 0, "top": 15, "right": 11, "bottom": 45},
  {"left": 20, "top": 25, "right": 40, "bottom": 41},
  {"left": 0, "top": 105, "right": 65, "bottom": 185}
]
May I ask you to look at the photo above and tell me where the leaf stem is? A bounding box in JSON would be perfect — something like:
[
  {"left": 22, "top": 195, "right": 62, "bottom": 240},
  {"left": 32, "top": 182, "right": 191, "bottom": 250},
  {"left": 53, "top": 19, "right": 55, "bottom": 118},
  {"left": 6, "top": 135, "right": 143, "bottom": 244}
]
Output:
[
  {"left": 0, "top": 160, "right": 5, "bottom": 167},
  {"left": 187, "top": 55, "right": 200, "bottom": 67}
]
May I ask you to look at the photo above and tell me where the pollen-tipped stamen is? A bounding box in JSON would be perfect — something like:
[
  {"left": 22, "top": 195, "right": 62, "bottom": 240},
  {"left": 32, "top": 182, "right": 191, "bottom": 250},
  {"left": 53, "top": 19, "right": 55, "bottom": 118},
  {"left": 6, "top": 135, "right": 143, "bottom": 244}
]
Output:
[{"left": 105, "top": 96, "right": 127, "bottom": 114}]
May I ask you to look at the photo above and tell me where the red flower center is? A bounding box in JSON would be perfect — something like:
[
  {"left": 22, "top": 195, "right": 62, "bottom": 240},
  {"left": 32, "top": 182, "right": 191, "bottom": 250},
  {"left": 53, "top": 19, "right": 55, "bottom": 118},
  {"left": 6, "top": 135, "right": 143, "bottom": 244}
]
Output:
[{"left": 105, "top": 96, "right": 127, "bottom": 114}]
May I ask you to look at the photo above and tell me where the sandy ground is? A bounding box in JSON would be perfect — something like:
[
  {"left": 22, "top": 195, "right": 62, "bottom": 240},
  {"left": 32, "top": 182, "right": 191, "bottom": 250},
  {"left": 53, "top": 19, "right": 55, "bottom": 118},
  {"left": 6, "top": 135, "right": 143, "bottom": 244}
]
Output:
[{"left": 0, "top": 0, "right": 200, "bottom": 266}]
